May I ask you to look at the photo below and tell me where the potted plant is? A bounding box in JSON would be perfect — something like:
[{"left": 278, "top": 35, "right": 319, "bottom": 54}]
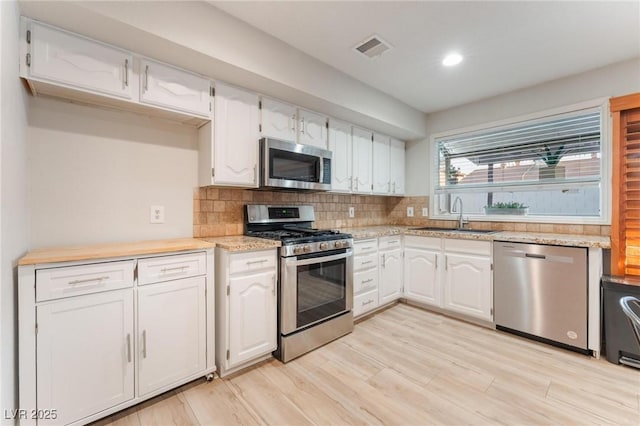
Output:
[
  {"left": 484, "top": 202, "right": 529, "bottom": 215},
  {"left": 538, "top": 144, "right": 566, "bottom": 179}
]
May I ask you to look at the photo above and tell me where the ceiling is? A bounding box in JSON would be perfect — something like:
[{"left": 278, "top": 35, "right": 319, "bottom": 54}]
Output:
[{"left": 209, "top": 1, "right": 640, "bottom": 114}]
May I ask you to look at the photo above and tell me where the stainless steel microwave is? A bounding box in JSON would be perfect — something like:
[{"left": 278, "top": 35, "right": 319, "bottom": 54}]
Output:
[{"left": 259, "top": 138, "right": 332, "bottom": 191}]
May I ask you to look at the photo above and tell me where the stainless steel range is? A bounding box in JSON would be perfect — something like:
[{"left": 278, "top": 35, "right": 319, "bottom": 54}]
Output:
[{"left": 245, "top": 205, "right": 354, "bottom": 362}]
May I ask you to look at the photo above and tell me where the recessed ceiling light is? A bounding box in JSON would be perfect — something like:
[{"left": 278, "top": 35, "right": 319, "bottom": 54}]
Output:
[{"left": 442, "top": 53, "right": 463, "bottom": 67}]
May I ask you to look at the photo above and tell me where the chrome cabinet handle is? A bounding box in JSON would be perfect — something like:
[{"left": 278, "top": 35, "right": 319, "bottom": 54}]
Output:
[
  {"left": 363, "top": 299, "right": 374, "bottom": 306},
  {"left": 301, "top": 117, "right": 305, "bottom": 134},
  {"left": 144, "top": 65, "right": 149, "bottom": 91},
  {"left": 361, "top": 260, "right": 373, "bottom": 265},
  {"left": 388, "top": 181, "right": 391, "bottom": 192},
  {"left": 361, "top": 278, "right": 374, "bottom": 284},
  {"left": 253, "top": 164, "right": 257, "bottom": 184},
  {"left": 69, "top": 276, "right": 109, "bottom": 285},
  {"left": 382, "top": 253, "right": 386, "bottom": 267},
  {"left": 393, "top": 182, "right": 396, "bottom": 193},
  {"left": 123, "top": 59, "right": 128, "bottom": 87},
  {"left": 161, "top": 265, "right": 187, "bottom": 273},
  {"left": 435, "top": 256, "right": 438, "bottom": 269},
  {"left": 142, "top": 330, "right": 147, "bottom": 358},
  {"left": 445, "top": 256, "right": 448, "bottom": 270},
  {"left": 126, "top": 334, "right": 131, "bottom": 363},
  {"left": 291, "top": 114, "right": 296, "bottom": 133},
  {"left": 247, "top": 259, "right": 268, "bottom": 265}
]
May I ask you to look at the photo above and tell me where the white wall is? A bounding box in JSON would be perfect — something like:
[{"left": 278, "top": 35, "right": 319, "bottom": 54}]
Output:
[
  {"left": 406, "top": 58, "right": 640, "bottom": 195},
  {"left": 28, "top": 97, "right": 198, "bottom": 248},
  {"left": 1, "top": 0, "right": 30, "bottom": 422},
  {"left": 18, "top": 0, "right": 429, "bottom": 140}
]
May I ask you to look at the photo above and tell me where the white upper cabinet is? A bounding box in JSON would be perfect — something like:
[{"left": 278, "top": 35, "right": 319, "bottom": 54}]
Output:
[
  {"left": 260, "top": 98, "right": 297, "bottom": 142},
  {"left": 139, "top": 58, "right": 211, "bottom": 118},
  {"left": 27, "top": 21, "right": 133, "bottom": 100},
  {"left": 328, "top": 119, "right": 353, "bottom": 193},
  {"left": 352, "top": 127, "right": 373, "bottom": 194},
  {"left": 298, "top": 109, "right": 328, "bottom": 148},
  {"left": 372, "top": 133, "right": 391, "bottom": 194},
  {"left": 390, "top": 138, "right": 405, "bottom": 195},
  {"left": 200, "top": 82, "right": 260, "bottom": 187}
]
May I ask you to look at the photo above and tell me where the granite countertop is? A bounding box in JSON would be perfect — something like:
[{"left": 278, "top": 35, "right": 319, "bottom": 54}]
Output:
[
  {"left": 19, "top": 238, "right": 216, "bottom": 266},
  {"left": 201, "top": 236, "right": 281, "bottom": 252},
  {"left": 339, "top": 225, "right": 611, "bottom": 249}
]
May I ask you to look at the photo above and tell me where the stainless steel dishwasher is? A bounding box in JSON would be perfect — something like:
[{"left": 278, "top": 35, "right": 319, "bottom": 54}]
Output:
[{"left": 494, "top": 241, "right": 588, "bottom": 352}]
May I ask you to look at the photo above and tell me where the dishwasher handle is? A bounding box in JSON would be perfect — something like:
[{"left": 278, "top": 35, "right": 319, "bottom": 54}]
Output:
[{"left": 525, "top": 253, "right": 546, "bottom": 260}]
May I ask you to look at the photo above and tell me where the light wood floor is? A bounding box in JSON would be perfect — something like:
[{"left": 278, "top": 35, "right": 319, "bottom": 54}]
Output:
[{"left": 97, "top": 303, "right": 640, "bottom": 426}]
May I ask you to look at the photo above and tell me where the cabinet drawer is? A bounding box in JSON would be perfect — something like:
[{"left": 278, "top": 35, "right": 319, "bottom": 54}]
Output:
[
  {"left": 444, "top": 238, "right": 491, "bottom": 256},
  {"left": 354, "top": 269, "right": 378, "bottom": 294},
  {"left": 354, "top": 253, "right": 378, "bottom": 271},
  {"left": 228, "top": 250, "right": 277, "bottom": 275},
  {"left": 379, "top": 236, "right": 402, "bottom": 251},
  {"left": 353, "top": 289, "right": 378, "bottom": 317},
  {"left": 404, "top": 235, "right": 441, "bottom": 250},
  {"left": 36, "top": 260, "right": 135, "bottom": 302},
  {"left": 138, "top": 252, "right": 206, "bottom": 285},
  {"left": 354, "top": 239, "right": 378, "bottom": 255}
]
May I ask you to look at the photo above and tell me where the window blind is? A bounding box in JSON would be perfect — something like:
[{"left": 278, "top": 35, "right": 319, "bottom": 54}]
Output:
[
  {"left": 435, "top": 109, "right": 601, "bottom": 193},
  {"left": 612, "top": 94, "right": 640, "bottom": 276}
]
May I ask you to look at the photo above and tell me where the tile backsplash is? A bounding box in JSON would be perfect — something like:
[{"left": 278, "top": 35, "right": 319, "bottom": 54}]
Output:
[{"left": 193, "top": 188, "right": 610, "bottom": 237}]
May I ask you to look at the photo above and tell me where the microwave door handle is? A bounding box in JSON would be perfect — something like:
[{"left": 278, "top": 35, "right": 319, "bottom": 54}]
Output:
[
  {"left": 286, "top": 251, "right": 352, "bottom": 267},
  {"left": 318, "top": 157, "right": 324, "bottom": 184}
]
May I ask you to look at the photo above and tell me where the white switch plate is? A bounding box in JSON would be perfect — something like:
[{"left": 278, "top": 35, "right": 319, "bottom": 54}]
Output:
[
  {"left": 422, "top": 207, "right": 429, "bottom": 217},
  {"left": 407, "top": 206, "right": 414, "bottom": 217},
  {"left": 150, "top": 205, "right": 165, "bottom": 224},
  {"left": 348, "top": 206, "right": 355, "bottom": 218}
]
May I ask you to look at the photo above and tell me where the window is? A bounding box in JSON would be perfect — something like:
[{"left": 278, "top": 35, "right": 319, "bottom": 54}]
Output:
[
  {"left": 610, "top": 93, "right": 640, "bottom": 277},
  {"left": 431, "top": 101, "right": 608, "bottom": 223}
]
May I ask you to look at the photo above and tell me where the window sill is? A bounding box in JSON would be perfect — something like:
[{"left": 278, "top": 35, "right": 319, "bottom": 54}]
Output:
[{"left": 430, "top": 213, "right": 609, "bottom": 225}]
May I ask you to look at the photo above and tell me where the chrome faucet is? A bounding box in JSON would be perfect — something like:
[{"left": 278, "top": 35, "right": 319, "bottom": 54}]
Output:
[{"left": 452, "top": 196, "right": 468, "bottom": 229}]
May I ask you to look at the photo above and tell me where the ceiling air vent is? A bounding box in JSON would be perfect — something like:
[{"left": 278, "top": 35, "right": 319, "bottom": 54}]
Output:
[{"left": 354, "top": 35, "right": 392, "bottom": 59}]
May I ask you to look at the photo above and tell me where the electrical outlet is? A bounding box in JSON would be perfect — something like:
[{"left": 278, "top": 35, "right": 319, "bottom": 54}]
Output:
[
  {"left": 348, "top": 206, "right": 355, "bottom": 218},
  {"left": 422, "top": 207, "right": 429, "bottom": 217},
  {"left": 150, "top": 205, "right": 165, "bottom": 224},
  {"left": 407, "top": 206, "right": 414, "bottom": 217}
]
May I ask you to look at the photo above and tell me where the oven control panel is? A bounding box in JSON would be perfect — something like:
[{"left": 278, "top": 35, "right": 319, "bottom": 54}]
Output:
[{"left": 283, "top": 238, "right": 354, "bottom": 257}]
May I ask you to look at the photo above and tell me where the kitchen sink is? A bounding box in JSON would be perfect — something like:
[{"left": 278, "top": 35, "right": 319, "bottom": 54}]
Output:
[{"left": 411, "top": 227, "right": 498, "bottom": 234}]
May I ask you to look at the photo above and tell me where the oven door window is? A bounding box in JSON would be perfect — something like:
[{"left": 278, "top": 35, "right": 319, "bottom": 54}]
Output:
[
  {"left": 269, "top": 148, "right": 320, "bottom": 183},
  {"left": 297, "top": 257, "right": 346, "bottom": 328}
]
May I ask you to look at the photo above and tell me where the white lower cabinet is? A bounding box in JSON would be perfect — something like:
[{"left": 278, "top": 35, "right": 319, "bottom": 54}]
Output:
[
  {"left": 137, "top": 277, "right": 207, "bottom": 396},
  {"left": 353, "top": 239, "right": 379, "bottom": 317},
  {"left": 216, "top": 248, "right": 277, "bottom": 377},
  {"left": 379, "top": 237, "right": 403, "bottom": 305},
  {"left": 403, "top": 236, "right": 493, "bottom": 322},
  {"left": 36, "top": 289, "right": 134, "bottom": 426},
  {"left": 403, "top": 237, "right": 441, "bottom": 307},
  {"left": 19, "top": 248, "right": 215, "bottom": 426},
  {"left": 442, "top": 240, "right": 493, "bottom": 322}
]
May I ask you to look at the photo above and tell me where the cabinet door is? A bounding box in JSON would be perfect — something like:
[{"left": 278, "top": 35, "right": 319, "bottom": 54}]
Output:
[
  {"left": 261, "top": 98, "right": 297, "bottom": 142},
  {"left": 403, "top": 247, "right": 440, "bottom": 306},
  {"left": 298, "top": 109, "right": 328, "bottom": 148},
  {"left": 36, "top": 289, "right": 134, "bottom": 425},
  {"left": 379, "top": 248, "right": 403, "bottom": 304},
  {"left": 29, "top": 21, "right": 132, "bottom": 99},
  {"left": 372, "top": 133, "right": 391, "bottom": 194},
  {"left": 352, "top": 127, "right": 373, "bottom": 194},
  {"left": 443, "top": 254, "right": 492, "bottom": 321},
  {"left": 139, "top": 59, "right": 210, "bottom": 117},
  {"left": 390, "top": 138, "right": 405, "bottom": 195},
  {"left": 228, "top": 271, "right": 277, "bottom": 367},
  {"left": 213, "top": 83, "right": 260, "bottom": 187},
  {"left": 138, "top": 277, "right": 206, "bottom": 396},
  {"left": 328, "top": 119, "right": 352, "bottom": 192}
]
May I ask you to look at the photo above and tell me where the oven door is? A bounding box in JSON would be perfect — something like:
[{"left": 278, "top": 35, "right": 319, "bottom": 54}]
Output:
[
  {"left": 281, "top": 249, "right": 353, "bottom": 335},
  {"left": 261, "top": 138, "right": 331, "bottom": 191}
]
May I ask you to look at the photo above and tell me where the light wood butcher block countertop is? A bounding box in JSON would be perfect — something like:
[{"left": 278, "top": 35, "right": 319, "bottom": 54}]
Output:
[
  {"left": 19, "top": 238, "right": 216, "bottom": 266},
  {"left": 339, "top": 225, "right": 611, "bottom": 248},
  {"left": 200, "top": 236, "right": 281, "bottom": 252}
]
